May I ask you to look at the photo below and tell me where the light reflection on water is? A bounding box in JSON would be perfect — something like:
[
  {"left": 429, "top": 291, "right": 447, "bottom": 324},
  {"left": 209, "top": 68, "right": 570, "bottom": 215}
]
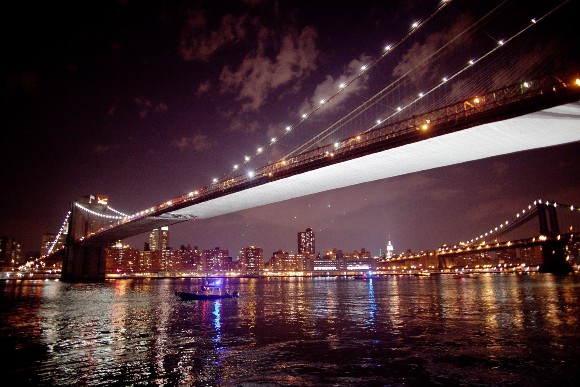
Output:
[{"left": 1, "top": 274, "right": 580, "bottom": 386}]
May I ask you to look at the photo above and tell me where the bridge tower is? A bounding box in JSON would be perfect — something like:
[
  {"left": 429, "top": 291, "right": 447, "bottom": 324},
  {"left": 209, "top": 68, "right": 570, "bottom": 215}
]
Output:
[
  {"left": 61, "top": 195, "right": 112, "bottom": 282},
  {"left": 537, "top": 202, "right": 573, "bottom": 274}
]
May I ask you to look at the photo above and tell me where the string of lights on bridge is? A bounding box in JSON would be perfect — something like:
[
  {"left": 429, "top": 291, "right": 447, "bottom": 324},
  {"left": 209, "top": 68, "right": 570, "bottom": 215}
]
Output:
[
  {"left": 111, "top": 0, "right": 574, "bottom": 225},
  {"left": 291, "top": 0, "right": 572, "bottom": 155},
  {"left": 450, "top": 199, "right": 580, "bottom": 251},
  {"left": 218, "top": 0, "right": 453, "bottom": 183},
  {"left": 205, "top": 0, "right": 569, "bottom": 191},
  {"left": 46, "top": 204, "right": 128, "bottom": 256},
  {"left": 47, "top": 0, "right": 575, "bottom": 254}
]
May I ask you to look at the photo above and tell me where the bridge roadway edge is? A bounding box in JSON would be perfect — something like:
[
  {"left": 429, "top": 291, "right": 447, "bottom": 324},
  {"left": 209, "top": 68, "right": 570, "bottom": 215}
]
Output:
[{"left": 171, "top": 100, "right": 580, "bottom": 221}]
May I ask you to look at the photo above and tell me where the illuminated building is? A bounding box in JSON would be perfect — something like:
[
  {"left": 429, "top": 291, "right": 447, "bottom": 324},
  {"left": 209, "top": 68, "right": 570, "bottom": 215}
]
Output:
[
  {"left": 239, "top": 246, "right": 264, "bottom": 273},
  {"left": 202, "top": 247, "right": 231, "bottom": 272},
  {"left": 149, "top": 226, "right": 170, "bottom": 270},
  {"left": 270, "top": 250, "right": 309, "bottom": 271},
  {"left": 298, "top": 228, "right": 315, "bottom": 255},
  {"left": 0, "top": 236, "right": 22, "bottom": 269},
  {"left": 386, "top": 238, "right": 394, "bottom": 259}
]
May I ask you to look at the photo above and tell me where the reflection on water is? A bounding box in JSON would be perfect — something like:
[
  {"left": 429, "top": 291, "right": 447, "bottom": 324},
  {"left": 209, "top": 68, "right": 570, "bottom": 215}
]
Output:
[{"left": 1, "top": 274, "right": 580, "bottom": 386}]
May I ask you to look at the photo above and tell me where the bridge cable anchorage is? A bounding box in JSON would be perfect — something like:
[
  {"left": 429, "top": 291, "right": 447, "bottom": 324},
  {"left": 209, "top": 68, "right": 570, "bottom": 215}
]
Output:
[{"left": 216, "top": 0, "right": 453, "bottom": 184}]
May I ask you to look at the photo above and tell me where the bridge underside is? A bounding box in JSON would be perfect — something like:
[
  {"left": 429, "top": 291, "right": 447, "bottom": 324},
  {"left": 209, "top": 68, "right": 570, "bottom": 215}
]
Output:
[
  {"left": 170, "top": 101, "right": 580, "bottom": 220},
  {"left": 80, "top": 101, "right": 580, "bottom": 247}
]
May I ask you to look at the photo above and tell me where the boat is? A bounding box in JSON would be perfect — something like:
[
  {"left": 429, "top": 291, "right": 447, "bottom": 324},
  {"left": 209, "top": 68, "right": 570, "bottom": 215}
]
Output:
[{"left": 175, "top": 278, "right": 240, "bottom": 301}]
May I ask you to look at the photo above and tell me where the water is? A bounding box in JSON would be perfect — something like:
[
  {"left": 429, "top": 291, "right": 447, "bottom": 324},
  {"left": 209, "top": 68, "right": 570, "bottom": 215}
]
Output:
[{"left": 1, "top": 273, "right": 580, "bottom": 386}]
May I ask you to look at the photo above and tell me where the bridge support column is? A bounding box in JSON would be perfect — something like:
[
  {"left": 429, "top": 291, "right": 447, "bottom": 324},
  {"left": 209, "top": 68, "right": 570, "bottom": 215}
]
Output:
[
  {"left": 537, "top": 202, "right": 573, "bottom": 274},
  {"left": 539, "top": 240, "right": 572, "bottom": 274},
  {"left": 61, "top": 245, "right": 106, "bottom": 282}
]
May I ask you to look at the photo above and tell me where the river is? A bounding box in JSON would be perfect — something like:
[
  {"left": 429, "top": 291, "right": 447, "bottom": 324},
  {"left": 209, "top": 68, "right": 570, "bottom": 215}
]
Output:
[{"left": 1, "top": 273, "right": 579, "bottom": 386}]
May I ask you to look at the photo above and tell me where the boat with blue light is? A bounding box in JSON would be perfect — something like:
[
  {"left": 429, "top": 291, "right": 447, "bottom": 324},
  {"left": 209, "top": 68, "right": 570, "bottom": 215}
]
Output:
[{"left": 175, "top": 278, "right": 239, "bottom": 301}]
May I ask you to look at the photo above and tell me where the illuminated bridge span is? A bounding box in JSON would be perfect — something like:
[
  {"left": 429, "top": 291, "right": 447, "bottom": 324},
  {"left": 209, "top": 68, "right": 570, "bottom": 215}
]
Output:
[
  {"left": 53, "top": 73, "right": 580, "bottom": 281},
  {"left": 433, "top": 199, "right": 580, "bottom": 273},
  {"left": 46, "top": 0, "right": 580, "bottom": 281},
  {"left": 74, "top": 71, "right": 580, "bottom": 247}
]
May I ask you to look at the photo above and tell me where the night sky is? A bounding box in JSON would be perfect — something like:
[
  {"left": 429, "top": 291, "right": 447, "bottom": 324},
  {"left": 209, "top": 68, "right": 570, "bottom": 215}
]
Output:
[{"left": 2, "top": 0, "right": 579, "bottom": 258}]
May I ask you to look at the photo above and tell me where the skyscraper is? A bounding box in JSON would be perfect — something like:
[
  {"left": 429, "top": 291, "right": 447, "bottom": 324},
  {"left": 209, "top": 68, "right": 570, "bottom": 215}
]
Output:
[
  {"left": 298, "top": 228, "right": 315, "bottom": 255},
  {"left": 386, "top": 237, "right": 394, "bottom": 259}
]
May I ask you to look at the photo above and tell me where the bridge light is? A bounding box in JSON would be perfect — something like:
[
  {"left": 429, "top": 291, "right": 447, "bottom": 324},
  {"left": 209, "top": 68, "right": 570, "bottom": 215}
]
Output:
[
  {"left": 334, "top": 142, "right": 340, "bottom": 149},
  {"left": 245, "top": 156, "right": 250, "bottom": 162},
  {"left": 339, "top": 83, "right": 346, "bottom": 89},
  {"left": 302, "top": 113, "right": 307, "bottom": 118},
  {"left": 356, "top": 135, "right": 361, "bottom": 140},
  {"left": 418, "top": 92, "right": 424, "bottom": 97},
  {"left": 473, "top": 97, "right": 480, "bottom": 104},
  {"left": 397, "top": 107, "right": 402, "bottom": 111},
  {"left": 271, "top": 137, "right": 277, "bottom": 143},
  {"left": 248, "top": 171, "right": 255, "bottom": 178},
  {"left": 523, "top": 81, "right": 530, "bottom": 88},
  {"left": 442, "top": 76, "right": 448, "bottom": 82},
  {"left": 320, "top": 99, "right": 326, "bottom": 105},
  {"left": 212, "top": 178, "right": 218, "bottom": 183},
  {"left": 384, "top": 45, "right": 392, "bottom": 51},
  {"left": 468, "top": 59, "right": 474, "bottom": 65},
  {"left": 575, "top": 78, "right": 580, "bottom": 87},
  {"left": 411, "top": 21, "right": 419, "bottom": 29},
  {"left": 531, "top": 18, "right": 536, "bottom": 24},
  {"left": 194, "top": 190, "right": 199, "bottom": 195},
  {"left": 233, "top": 164, "right": 239, "bottom": 170},
  {"left": 376, "top": 119, "right": 382, "bottom": 124},
  {"left": 286, "top": 125, "right": 292, "bottom": 131},
  {"left": 257, "top": 147, "right": 263, "bottom": 153},
  {"left": 360, "top": 65, "right": 367, "bottom": 71}
]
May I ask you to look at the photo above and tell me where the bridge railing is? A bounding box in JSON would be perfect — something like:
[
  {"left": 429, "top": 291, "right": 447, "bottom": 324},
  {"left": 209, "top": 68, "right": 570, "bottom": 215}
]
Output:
[{"left": 190, "top": 69, "right": 580, "bottom": 199}]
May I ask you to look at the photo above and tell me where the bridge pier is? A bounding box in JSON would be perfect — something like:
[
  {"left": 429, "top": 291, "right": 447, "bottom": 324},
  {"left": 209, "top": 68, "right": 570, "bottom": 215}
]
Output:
[
  {"left": 537, "top": 202, "right": 573, "bottom": 274},
  {"left": 61, "top": 245, "right": 106, "bottom": 282},
  {"left": 539, "top": 240, "right": 573, "bottom": 275}
]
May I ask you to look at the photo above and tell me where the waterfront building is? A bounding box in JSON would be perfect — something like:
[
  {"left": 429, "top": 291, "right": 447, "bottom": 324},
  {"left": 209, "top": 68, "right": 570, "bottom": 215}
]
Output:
[
  {"left": 105, "top": 242, "right": 142, "bottom": 273},
  {"left": 298, "top": 228, "right": 315, "bottom": 255},
  {"left": 172, "top": 245, "right": 202, "bottom": 272},
  {"left": 148, "top": 226, "right": 170, "bottom": 270},
  {"left": 239, "top": 246, "right": 264, "bottom": 273},
  {"left": 202, "top": 247, "right": 232, "bottom": 272},
  {"left": 270, "top": 250, "right": 312, "bottom": 271},
  {"left": 0, "top": 236, "right": 22, "bottom": 270},
  {"left": 41, "top": 233, "right": 56, "bottom": 257}
]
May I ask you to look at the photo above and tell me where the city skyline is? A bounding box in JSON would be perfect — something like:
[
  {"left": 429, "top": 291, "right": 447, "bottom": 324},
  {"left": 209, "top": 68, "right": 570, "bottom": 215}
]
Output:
[{"left": 2, "top": 1, "right": 579, "bottom": 256}]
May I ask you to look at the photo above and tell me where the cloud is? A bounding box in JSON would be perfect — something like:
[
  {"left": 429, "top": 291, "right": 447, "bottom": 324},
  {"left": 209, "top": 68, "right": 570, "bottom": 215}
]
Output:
[
  {"left": 172, "top": 134, "right": 215, "bottom": 152},
  {"left": 195, "top": 80, "right": 211, "bottom": 96},
  {"left": 219, "top": 26, "right": 319, "bottom": 112},
  {"left": 133, "top": 97, "right": 168, "bottom": 118},
  {"left": 299, "top": 55, "right": 372, "bottom": 116},
  {"left": 392, "top": 14, "right": 474, "bottom": 86},
  {"left": 179, "top": 11, "right": 248, "bottom": 62}
]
